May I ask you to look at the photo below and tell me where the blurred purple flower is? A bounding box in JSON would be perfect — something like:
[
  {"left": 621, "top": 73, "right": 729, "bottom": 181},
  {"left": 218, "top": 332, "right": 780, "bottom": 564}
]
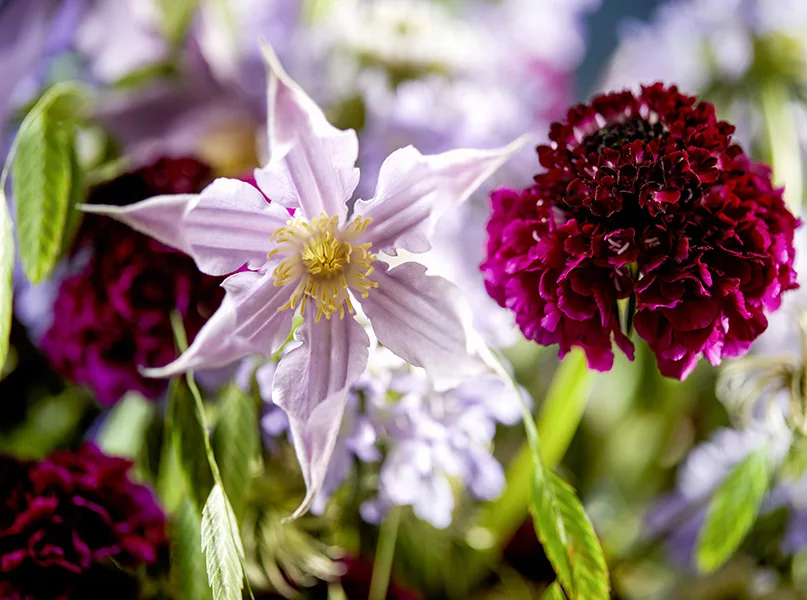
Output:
[{"left": 258, "top": 343, "right": 522, "bottom": 529}]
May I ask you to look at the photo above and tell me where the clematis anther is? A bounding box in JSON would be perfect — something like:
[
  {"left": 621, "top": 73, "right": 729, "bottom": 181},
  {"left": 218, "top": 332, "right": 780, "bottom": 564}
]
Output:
[{"left": 80, "top": 44, "right": 523, "bottom": 517}]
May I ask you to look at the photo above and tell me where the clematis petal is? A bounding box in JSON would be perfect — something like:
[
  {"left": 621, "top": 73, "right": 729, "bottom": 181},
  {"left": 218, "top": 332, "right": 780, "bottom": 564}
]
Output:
[
  {"left": 82, "top": 179, "right": 290, "bottom": 277},
  {"left": 253, "top": 43, "right": 359, "bottom": 221},
  {"left": 272, "top": 309, "right": 371, "bottom": 519},
  {"left": 355, "top": 138, "right": 525, "bottom": 254},
  {"left": 183, "top": 178, "right": 291, "bottom": 275},
  {"left": 360, "top": 261, "right": 485, "bottom": 388},
  {"left": 79, "top": 194, "right": 195, "bottom": 254},
  {"left": 142, "top": 269, "right": 294, "bottom": 377}
]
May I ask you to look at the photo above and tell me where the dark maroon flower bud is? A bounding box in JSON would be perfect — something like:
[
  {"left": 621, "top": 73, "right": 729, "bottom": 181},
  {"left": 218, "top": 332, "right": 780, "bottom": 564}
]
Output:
[
  {"left": 0, "top": 444, "right": 166, "bottom": 599},
  {"left": 482, "top": 84, "right": 799, "bottom": 379}
]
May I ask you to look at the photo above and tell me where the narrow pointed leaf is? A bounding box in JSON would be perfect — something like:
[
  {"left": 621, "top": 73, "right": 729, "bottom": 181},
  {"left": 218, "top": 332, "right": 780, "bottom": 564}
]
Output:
[
  {"left": 695, "top": 448, "right": 771, "bottom": 573},
  {"left": 173, "top": 498, "right": 214, "bottom": 600},
  {"left": 202, "top": 484, "right": 246, "bottom": 600},
  {"left": 548, "top": 471, "right": 609, "bottom": 599},
  {"left": 169, "top": 379, "right": 214, "bottom": 510},
  {"left": 0, "top": 189, "right": 12, "bottom": 368},
  {"left": 541, "top": 582, "right": 567, "bottom": 600},
  {"left": 213, "top": 383, "right": 260, "bottom": 524}
]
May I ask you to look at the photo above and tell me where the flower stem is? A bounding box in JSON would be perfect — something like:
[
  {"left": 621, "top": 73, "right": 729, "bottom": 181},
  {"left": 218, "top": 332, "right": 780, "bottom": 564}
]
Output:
[
  {"left": 369, "top": 506, "right": 402, "bottom": 600},
  {"left": 760, "top": 80, "right": 803, "bottom": 210}
]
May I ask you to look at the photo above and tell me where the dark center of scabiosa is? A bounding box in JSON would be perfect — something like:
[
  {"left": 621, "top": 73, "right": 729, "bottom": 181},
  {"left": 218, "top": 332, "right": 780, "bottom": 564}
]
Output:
[{"left": 482, "top": 83, "right": 800, "bottom": 380}]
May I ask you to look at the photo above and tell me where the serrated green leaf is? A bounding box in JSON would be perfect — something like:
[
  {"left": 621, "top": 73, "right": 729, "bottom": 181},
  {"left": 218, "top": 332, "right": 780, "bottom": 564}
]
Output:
[
  {"left": 541, "top": 582, "right": 567, "bottom": 600},
  {"left": 10, "top": 83, "right": 88, "bottom": 284},
  {"left": 213, "top": 384, "right": 260, "bottom": 525},
  {"left": 546, "top": 472, "right": 609, "bottom": 600},
  {"left": 0, "top": 188, "right": 12, "bottom": 368},
  {"left": 13, "top": 113, "right": 72, "bottom": 283},
  {"left": 202, "top": 484, "right": 246, "bottom": 600},
  {"left": 172, "top": 498, "right": 214, "bottom": 600},
  {"left": 169, "top": 379, "right": 215, "bottom": 510},
  {"left": 695, "top": 448, "right": 771, "bottom": 573}
]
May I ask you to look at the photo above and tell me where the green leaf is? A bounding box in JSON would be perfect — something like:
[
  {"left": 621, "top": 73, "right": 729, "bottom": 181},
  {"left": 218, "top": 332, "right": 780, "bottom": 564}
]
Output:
[
  {"left": 61, "top": 143, "right": 85, "bottom": 256},
  {"left": 11, "top": 84, "right": 87, "bottom": 284},
  {"left": 0, "top": 187, "right": 12, "bottom": 369},
  {"left": 695, "top": 448, "right": 771, "bottom": 573},
  {"left": 169, "top": 379, "right": 215, "bottom": 510},
  {"left": 97, "top": 392, "right": 155, "bottom": 459},
  {"left": 541, "top": 582, "right": 567, "bottom": 600},
  {"left": 0, "top": 389, "right": 92, "bottom": 458},
  {"left": 541, "top": 472, "right": 610, "bottom": 600},
  {"left": 157, "top": 0, "right": 199, "bottom": 47},
  {"left": 172, "top": 498, "right": 214, "bottom": 600},
  {"left": 202, "top": 484, "right": 246, "bottom": 600},
  {"left": 485, "top": 349, "right": 609, "bottom": 600},
  {"left": 213, "top": 384, "right": 260, "bottom": 524}
]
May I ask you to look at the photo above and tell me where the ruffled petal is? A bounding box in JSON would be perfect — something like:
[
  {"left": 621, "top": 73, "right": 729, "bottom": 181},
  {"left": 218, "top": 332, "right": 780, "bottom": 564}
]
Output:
[
  {"left": 360, "top": 261, "right": 485, "bottom": 388},
  {"left": 184, "top": 178, "right": 290, "bottom": 275},
  {"left": 79, "top": 194, "right": 195, "bottom": 254},
  {"left": 253, "top": 43, "right": 359, "bottom": 221},
  {"left": 355, "top": 139, "right": 525, "bottom": 254},
  {"left": 272, "top": 309, "right": 371, "bottom": 519},
  {"left": 142, "top": 269, "right": 294, "bottom": 377}
]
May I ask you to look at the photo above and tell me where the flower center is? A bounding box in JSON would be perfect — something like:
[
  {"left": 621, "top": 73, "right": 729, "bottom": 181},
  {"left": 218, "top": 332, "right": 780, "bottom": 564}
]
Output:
[
  {"left": 583, "top": 116, "right": 666, "bottom": 154},
  {"left": 270, "top": 213, "right": 377, "bottom": 322}
]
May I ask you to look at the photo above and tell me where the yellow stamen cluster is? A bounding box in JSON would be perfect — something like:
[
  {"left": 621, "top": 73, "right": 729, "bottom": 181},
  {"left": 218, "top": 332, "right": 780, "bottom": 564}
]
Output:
[{"left": 270, "top": 213, "right": 378, "bottom": 322}]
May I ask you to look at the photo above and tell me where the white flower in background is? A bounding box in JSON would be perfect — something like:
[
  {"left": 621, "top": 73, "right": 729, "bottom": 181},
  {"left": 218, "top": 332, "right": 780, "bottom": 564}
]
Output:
[
  {"left": 75, "top": 0, "right": 169, "bottom": 83},
  {"left": 602, "top": 0, "right": 807, "bottom": 149},
  {"left": 258, "top": 343, "right": 523, "bottom": 528},
  {"left": 328, "top": 0, "right": 485, "bottom": 77},
  {"left": 81, "top": 43, "right": 523, "bottom": 516}
]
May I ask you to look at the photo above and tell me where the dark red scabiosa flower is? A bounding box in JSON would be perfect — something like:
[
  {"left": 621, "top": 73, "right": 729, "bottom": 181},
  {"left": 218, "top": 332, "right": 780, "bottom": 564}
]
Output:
[
  {"left": 482, "top": 84, "right": 799, "bottom": 379},
  {"left": 39, "top": 157, "right": 224, "bottom": 405},
  {"left": 0, "top": 444, "right": 166, "bottom": 600}
]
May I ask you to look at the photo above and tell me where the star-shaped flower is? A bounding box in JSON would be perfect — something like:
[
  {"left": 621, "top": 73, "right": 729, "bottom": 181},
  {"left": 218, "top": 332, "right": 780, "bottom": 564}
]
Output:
[{"left": 81, "top": 44, "right": 523, "bottom": 516}]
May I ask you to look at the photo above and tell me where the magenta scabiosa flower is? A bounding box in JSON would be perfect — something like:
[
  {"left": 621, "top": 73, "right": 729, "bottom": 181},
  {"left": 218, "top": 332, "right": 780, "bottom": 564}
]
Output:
[
  {"left": 482, "top": 84, "right": 800, "bottom": 379},
  {"left": 0, "top": 444, "right": 166, "bottom": 600},
  {"left": 39, "top": 157, "right": 223, "bottom": 405}
]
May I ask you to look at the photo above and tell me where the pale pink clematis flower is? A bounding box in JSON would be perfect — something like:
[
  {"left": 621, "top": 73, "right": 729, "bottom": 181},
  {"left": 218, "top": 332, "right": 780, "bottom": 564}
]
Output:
[{"left": 80, "top": 45, "right": 523, "bottom": 516}]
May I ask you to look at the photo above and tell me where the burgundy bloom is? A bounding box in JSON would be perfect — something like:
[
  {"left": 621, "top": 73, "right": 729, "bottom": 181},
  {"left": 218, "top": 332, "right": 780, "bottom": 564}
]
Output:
[
  {"left": 0, "top": 444, "right": 166, "bottom": 600},
  {"left": 39, "top": 157, "right": 224, "bottom": 405},
  {"left": 482, "top": 84, "right": 799, "bottom": 378}
]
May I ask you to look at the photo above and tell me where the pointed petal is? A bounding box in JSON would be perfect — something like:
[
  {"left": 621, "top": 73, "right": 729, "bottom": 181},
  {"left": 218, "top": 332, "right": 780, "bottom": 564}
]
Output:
[
  {"left": 79, "top": 194, "right": 195, "bottom": 254},
  {"left": 361, "top": 261, "right": 486, "bottom": 388},
  {"left": 273, "top": 310, "right": 370, "bottom": 519},
  {"left": 355, "top": 138, "right": 526, "bottom": 254},
  {"left": 81, "top": 179, "right": 289, "bottom": 277},
  {"left": 143, "top": 269, "right": 294, "bottom": 377},
  {"left": 254, "top": 43, "right": 359, "bottom": 220},
  {"left": 184, "top": 178, "right": 291, "bottom": 275}
]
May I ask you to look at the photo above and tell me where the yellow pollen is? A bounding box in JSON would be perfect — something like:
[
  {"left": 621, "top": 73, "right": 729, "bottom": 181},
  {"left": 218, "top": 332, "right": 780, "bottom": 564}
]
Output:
[{"left": 270, "top": 213, "right": 377, "bottom": 322}]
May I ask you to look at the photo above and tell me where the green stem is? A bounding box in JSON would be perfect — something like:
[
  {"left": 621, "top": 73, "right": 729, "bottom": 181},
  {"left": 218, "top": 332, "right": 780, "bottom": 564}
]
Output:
[
  {"left": 760, "top": 80, "right": 803, "bottom": 210},
  {"left": 465, "top": 350, "right": 593, "bottom": 579},
  {"left": 369, "top": 506, "right": 402, "bottom": 600}
]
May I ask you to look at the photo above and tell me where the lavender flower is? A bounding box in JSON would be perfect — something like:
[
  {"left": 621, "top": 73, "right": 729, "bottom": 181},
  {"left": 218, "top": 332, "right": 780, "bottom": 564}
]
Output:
[{"left": 258, "top": 342, "right": 522, "bottom": 529}]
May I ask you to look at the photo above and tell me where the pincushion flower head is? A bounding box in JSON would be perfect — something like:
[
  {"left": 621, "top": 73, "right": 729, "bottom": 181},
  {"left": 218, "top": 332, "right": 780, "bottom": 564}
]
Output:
[
  {"left": 82, "top": 44, "right": 523, "bottom": 516},
  {"left": 482, "top": 83, "right": 799, "bottom": 379}
]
